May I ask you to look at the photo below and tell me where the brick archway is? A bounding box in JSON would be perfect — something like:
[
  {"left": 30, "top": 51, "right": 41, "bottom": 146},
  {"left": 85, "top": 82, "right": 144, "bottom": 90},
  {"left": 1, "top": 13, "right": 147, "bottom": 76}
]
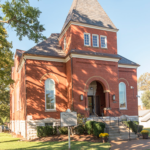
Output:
[
  {"left": 84, "top": 76, "right": 110, "bottom": 117},
  {"left": 84, "top": 76, "right": 110, "bottom": 92}
]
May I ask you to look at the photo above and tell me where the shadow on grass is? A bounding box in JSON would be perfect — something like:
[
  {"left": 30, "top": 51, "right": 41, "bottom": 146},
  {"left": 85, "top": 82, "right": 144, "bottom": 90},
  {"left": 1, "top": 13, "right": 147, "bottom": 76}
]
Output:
[{"left": 5, "top": 141, "right": 110, "bottom": 150}]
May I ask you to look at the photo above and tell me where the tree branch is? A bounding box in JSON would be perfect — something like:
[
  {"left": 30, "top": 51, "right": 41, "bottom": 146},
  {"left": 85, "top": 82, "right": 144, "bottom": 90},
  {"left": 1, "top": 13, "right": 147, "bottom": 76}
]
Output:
[{"left": 0, "top": 20, "right": 9, "bottom": 23}]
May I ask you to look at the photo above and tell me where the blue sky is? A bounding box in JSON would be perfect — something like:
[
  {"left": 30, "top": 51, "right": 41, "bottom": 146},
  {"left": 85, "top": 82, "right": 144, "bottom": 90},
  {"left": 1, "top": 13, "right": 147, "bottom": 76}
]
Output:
[{"left": 4, "top": 0, "right": 150, "bottom": 78}]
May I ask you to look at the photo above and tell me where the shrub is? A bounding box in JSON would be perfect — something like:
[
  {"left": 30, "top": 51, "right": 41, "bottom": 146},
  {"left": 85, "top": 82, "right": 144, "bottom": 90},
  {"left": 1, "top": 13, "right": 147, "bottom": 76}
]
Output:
[
  {"left": 85, "top": 121, "right": 95, "bottom": 135},
  {"left": 122, "top": 121, "right": 143, "bottom": 134},
  {"left": 37, "top": 126, "right": 55, "bottom": 137},
  {"left": 53, "top": 126, "right": 57, "bottom": 135},
  {"left": 75, "top": 125, "right": 85, "bottom": 134},
  {"left": 58, "top": 127, "right": 68, "bottom": 134},
  {"left": 93, "top": 122, "right": 105, "bottom": 137}
]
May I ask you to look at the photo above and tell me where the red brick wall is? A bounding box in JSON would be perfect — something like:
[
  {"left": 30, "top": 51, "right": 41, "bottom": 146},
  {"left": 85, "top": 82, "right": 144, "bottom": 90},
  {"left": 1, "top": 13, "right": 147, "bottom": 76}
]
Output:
[
  {"left": 26, "top": 59, "right": 68, "bottom": 120},
  {"left": 118, "top": 68, "right": 138, "bottom": 116},
  {"left": 71, "top": 58, "right": 119, "bottom": 117},
  {"left": 59, "top": 24, "right": 117, "bottom": 55}
]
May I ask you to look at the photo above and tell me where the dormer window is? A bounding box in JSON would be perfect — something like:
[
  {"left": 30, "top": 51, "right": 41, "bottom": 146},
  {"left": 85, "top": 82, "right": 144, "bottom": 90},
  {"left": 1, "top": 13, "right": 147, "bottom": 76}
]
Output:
[
  {"left": 64, "top": 37, "right": 66, "bottom": 50},
  {"left": 84, "top": 33, "right": 90, "bottom": 46},
  {"left": 100, "top": 35, "right": 107, "bottom": 49},
  {"left": 92, "top": 34, "right": 99, "bottom": 47}
]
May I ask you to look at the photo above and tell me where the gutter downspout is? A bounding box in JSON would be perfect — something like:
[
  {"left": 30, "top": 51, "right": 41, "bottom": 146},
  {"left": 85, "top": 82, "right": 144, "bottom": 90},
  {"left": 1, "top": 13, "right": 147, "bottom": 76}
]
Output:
[{"left": 69, "top": 55, "right": 74, "bottom": 111}]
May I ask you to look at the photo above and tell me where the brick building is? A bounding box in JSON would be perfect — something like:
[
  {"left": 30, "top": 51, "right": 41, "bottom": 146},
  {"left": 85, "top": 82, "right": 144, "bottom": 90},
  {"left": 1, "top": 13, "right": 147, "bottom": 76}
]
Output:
[{"left": 10, "top": 0, "right": 140, "bottom": 140}]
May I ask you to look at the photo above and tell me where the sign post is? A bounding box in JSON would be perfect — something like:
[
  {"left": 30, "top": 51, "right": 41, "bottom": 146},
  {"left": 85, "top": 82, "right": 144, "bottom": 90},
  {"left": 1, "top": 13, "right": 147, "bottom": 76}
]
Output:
[
  {"left": 61, "top": 109, "right": 77, "bottom": 150},
  {"left": 68, "top": 126, "right": 70, "bottom": 149}
]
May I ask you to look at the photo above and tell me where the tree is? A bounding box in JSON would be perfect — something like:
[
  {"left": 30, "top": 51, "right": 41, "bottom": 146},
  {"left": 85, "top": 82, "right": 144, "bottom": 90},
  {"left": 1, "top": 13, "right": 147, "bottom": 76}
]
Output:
[
  {"left": 0, "top": 0, "right": 46, "bottom": 118},
  {"left": 138, "top": 72, "right": 150, "bottom": 91},
  {"left": 0, "top": 22, "right": 13, "bottom": 118},
  {"left": 141, "top": 90, "right": 150, "bottom": 109},
  {"left": 0, "top": 0, "right": 46, "bottom": 43}
]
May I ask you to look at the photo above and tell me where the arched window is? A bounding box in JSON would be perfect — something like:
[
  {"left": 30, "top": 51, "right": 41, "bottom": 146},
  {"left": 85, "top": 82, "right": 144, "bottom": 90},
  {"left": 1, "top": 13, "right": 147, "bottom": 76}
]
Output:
[
  {"left": 45, "top": 79, "right": 56, "bottom": 110},
  {"left": 119, "top": 82, "right": 127, "bottom": 109}
]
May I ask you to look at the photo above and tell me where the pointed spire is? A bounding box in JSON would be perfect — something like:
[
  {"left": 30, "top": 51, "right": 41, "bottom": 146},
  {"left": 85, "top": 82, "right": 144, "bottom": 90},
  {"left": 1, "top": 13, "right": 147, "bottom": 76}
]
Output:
[{"left": 62, "top": 0, "right": 117, "bottom": 32}]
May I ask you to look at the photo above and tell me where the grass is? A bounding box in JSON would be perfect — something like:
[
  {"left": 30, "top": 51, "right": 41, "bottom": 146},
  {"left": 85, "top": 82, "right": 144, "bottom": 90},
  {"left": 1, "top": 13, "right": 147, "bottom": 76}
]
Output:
[
  {"left": 144, "top": 128, "right": 150, "bottom": 136},
  {"left": 0, "top": 133, "right": 110, "bottom": 150}
]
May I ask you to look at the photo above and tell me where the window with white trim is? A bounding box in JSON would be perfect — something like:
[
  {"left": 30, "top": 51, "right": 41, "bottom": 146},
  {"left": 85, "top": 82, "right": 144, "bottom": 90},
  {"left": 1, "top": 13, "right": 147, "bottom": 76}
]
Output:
[
  {"left": 64, "top": 37, "right": 66, "bottom": 50},
  {"left": 17, "top": 87, "right": 20, "bottom": 111},
  {"left": 45, "top": 79, "right": 56, "bottom": 110},
  {"left": 100, "top": 35, "right": 107, "bottom": 48},
  {"left": 92, "top": 34, "right": 99, "bottom": 47},
  {"left": 84, "top": 33, "right": 90, "bottom": 46},
  {"left": 119, "top": 82, "right": 127, "bottom": 109}
]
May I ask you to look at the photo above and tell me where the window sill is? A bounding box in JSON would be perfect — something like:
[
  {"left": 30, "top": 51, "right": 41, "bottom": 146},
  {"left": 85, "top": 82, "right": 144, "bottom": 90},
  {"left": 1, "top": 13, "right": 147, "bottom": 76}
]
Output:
[
  {"left": 45, "top": 110, "right": 57, "bottom": 112},
  {"left": 84, "top": 45, "right": 91, "bottom": 47},
  {"left": 92, "top": 46, "right": 99, "bottom": 48},
  {"left": 120, "top": 108, "right": 128, "bottom": 110},
  {"left": 101, "top": 47, "right": 108, "bottom": 49}
]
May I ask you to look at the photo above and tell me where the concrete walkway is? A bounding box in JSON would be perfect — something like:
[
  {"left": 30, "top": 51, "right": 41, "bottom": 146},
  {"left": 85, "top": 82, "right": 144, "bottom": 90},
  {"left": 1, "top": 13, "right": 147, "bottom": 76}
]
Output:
[{"left": 111, "top": 139, "right": 150, "bottom": 150}]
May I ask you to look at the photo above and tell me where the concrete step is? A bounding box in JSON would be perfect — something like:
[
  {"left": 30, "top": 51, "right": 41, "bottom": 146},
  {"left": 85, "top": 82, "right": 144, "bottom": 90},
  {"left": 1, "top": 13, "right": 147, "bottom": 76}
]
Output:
[{"left": 109, "top": 132, "right": 136, "bottom": 137}]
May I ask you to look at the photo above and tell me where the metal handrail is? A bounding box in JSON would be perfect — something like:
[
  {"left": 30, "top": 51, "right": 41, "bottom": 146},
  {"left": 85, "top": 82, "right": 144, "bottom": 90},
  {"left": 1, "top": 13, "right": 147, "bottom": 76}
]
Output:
[{"left": 118, "top": 109, "right": 140, "bottom": 139}]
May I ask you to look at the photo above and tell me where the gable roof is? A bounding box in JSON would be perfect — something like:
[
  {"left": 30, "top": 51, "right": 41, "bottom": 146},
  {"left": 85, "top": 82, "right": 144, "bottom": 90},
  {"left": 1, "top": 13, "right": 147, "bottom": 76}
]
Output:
[
  {"left": 24, "top": 33, "right": 139, "bottom": 67},
  {"left": 15, "top": 49, "right": 25, "bottom": 57},
  {"left": 61, "top": 0, "right": 117, "bottom": 32}
]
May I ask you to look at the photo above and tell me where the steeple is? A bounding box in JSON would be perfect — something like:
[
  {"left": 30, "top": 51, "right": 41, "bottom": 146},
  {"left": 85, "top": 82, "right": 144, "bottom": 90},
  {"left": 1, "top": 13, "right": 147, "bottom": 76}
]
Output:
[{"left": 61, "top": 0, "right": 117, "bottom": 32}]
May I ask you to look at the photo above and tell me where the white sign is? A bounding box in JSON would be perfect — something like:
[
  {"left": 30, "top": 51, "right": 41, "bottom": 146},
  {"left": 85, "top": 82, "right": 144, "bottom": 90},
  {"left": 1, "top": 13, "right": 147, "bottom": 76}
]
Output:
[{"left": 61, "top": 112, "right": 77, "bottom": 127}]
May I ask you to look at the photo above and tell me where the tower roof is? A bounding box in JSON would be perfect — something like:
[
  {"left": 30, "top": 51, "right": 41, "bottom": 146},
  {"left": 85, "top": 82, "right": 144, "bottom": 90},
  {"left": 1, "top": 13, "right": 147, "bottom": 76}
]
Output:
[{"left": 61, "top": 0, "right": 117, "bottom": 32}]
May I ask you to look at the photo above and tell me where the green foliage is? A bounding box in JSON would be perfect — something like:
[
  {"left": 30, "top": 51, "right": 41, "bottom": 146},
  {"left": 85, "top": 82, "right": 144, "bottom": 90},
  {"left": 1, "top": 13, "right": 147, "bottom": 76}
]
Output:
[
  {"left": 0, "top": 116, "right": 10, "bottom": 125},
  {"left": 0, "top": 23, "right": 13, "bottom": 118},
  {"left": 85, "top": 121, "right": 105, "bottom": 136},
  {"left": 77, "top": 113, "right": 87, "bottom": 125},
  {"left": 75, "top": 125, "right": 85, "bottom": 134},
  {"left": 138, "top": 73, "right": 150, "bottom": 91},
  {"left": 0, "top": 0, "right": 46, "bottom": 43},
  {"left": 122, "top": 121, "right": 143, "bottom": 134},
  {"left": 85, "top": 121, "right": 95, "bottom": 135},
  {"left": 93, "top": 122, "right": 105, "bottom": 137},
  {"left": 37, "top": 126, "right": 56, "bottom": 138},
  {"left": 58, "top": 127, "right": 68, "bottom": 135},
  {"left": 141, "top": 90, "right": 150, "bottom": 109}
]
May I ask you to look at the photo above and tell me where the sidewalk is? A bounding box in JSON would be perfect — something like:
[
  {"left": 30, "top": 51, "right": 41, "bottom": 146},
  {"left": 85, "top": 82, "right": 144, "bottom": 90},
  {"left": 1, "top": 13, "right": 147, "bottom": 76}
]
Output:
[{"left": 111, "top": 139, "right": 150, "bottom": 150}]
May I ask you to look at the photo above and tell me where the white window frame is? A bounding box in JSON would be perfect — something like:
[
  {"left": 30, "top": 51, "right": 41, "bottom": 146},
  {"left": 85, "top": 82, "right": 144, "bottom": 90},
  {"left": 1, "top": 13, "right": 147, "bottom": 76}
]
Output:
[
  {"left": 100, "top": 35, "right": 107, "bottom": 49},
  {"left": 92, "top": 34, "right": 99, "bottom": 47},
  {"left": 45, "top": 79, "right": 56, "bottom": 111},
  {"left": 84, "top": 33, "right": 91, "bottom": 46},
  {"left": 119, "top": 82, "right": 127, "bottom": 110},
  {"left": 64, "top": 37, "right": 66, "bottom": 50}
]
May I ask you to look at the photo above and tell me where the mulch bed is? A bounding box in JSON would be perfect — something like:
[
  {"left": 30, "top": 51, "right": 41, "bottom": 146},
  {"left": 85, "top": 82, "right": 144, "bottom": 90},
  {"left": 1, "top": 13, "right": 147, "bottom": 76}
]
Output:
[{"left": 31, "top": 134, "right": 101, "bottom": 143}]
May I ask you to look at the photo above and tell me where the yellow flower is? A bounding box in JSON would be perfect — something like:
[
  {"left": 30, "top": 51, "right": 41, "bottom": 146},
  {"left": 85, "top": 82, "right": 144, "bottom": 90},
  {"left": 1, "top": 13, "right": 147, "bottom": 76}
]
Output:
[
  {"left": 99, "top": 133, "right": 109, "bottom": 137},
  {"left": 141, "top": 130, "right": 149, "bottom": 134}
]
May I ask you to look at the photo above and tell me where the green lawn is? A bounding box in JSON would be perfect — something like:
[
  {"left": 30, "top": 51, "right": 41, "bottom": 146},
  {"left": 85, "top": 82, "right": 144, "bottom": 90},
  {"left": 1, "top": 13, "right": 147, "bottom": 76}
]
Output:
[
  {"left": 0, "top": 133, "right": 110, "bottom": 150},
  {"left": 144, "top": 128, "right": 150, "bottom": 136}
]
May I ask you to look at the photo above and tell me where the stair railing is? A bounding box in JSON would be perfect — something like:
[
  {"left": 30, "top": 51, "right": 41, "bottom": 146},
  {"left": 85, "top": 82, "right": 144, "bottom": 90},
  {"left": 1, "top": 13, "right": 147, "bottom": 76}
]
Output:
[{"left": 118, "top": 109, "right": 139, "bottom": 140}]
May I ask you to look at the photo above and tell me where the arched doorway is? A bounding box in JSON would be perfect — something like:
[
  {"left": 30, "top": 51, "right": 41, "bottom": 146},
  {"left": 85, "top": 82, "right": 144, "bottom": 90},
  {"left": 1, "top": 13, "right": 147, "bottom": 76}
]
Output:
[{"left": 88, "top": 81, "right": 106, "bottom": 116}]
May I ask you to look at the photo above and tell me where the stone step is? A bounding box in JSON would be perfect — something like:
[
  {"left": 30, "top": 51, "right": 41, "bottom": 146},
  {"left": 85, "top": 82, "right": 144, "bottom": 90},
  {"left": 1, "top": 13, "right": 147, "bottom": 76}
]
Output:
[{"left": 109, "top": 132, "right": 136, "bottom": 137}]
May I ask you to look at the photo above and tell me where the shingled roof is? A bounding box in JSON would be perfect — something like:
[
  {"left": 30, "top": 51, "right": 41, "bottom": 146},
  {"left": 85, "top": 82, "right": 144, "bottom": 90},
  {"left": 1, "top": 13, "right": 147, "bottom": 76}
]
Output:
[
  {"left": 61, "top": 0, "right": 117, "bottom": 32},
  {"left": 25, "top": 34, "right": 139, "bottom": 67},
  {"left": 25, "top": 34, "right": 65, "bottom": 57}
]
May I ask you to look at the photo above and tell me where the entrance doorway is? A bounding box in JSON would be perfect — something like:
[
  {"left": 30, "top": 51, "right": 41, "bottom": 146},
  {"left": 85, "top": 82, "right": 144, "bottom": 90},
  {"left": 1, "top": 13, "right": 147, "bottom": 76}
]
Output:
[{"left": 88, "top": 81, "right": 106, "bottom": 116}]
